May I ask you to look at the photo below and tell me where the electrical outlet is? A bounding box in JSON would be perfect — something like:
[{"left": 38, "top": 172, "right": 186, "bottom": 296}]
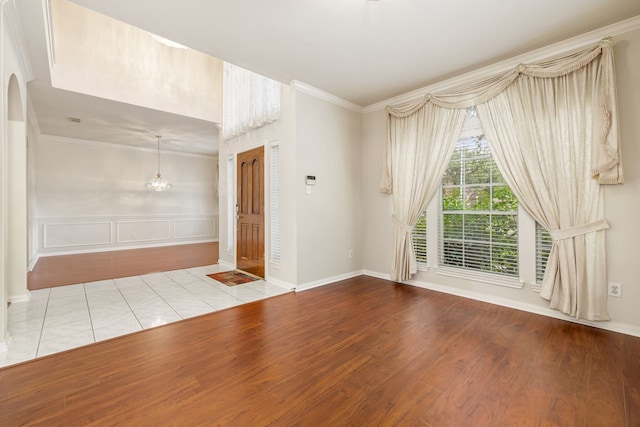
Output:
[{"left": 608, "top": 282, "right": 622, "bottom": 298}]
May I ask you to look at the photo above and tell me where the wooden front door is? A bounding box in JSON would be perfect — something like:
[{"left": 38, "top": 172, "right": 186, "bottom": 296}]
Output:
[{"left": 236, "top": 146, "right": 265, "bottom": 277}]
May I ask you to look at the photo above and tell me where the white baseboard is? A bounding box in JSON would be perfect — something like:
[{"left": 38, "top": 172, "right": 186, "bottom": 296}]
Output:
[
  {"left": 363, "top": 270, "right": 391, "bottom": 280},
  {"left": 217, "top": 259, "right": 235, "bottom": 271},
  {"left": 8, "top": 293, "right": 31, "bottom": 304},
  {"left": 296, "top": 270, "right": 365, "bottom": 292},
  {"left": 0, "top": 331, "right": 11, "bottom": 353},
  {"left": 265, "top": 276, "right": 295, "bottom": 291},
  {"left": 362, "top": 270, "right": 640, "bottom": 338},
  {"left": 28, "top": 254, "right": 39, "bottom": 272}
]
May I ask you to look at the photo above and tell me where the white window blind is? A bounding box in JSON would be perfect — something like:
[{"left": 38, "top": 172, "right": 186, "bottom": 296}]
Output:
[
  {"left": 439, "top": 132, "right": 519, "bottom": 277},
  {"left": 226, "top": 156, "right": 234, "bottom": 252},
  {"left": 412, "top": 210, "right": 427, "bottom": 268},
  {"left": 535, "top": 222, "right": 552, "bottom": 285},
  {"left": 270, "top": 145, "right": 281, "bottom": 264}
]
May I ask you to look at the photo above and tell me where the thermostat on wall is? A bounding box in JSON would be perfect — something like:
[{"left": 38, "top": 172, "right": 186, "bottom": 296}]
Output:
[{"left": 305, "top": 175, "right": 316, "bottom": 185}]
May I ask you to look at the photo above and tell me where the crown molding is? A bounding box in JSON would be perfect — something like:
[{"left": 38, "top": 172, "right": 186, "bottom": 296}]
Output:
[
  {"left": 290, "top": 80, "right": 363, "bottom": 113},
  {"left": 3, "top": 0, "right": 34, "bottom": 81},
  {"left": 43, "top": 0, "right": 56, "bottom": 68},
  {"left": 363, "top": 14, "right": 640, "bottom": 113}
]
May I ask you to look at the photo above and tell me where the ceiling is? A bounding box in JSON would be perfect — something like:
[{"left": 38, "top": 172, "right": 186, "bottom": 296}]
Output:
[{"left": 17, "top": 0, "right": 640, "bottom": 155}]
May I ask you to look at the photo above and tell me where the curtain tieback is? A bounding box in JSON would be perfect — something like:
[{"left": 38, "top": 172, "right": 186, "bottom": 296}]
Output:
[
  {"left": 392, "top": 215, "right": 414, "bottom": 233},
  {"left": 550, "top": 219, "right": 609, "bottom": 241}
]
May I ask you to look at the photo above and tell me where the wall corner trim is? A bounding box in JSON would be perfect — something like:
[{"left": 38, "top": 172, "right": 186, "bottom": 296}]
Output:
[
  {"left": 296, "top": 270, "right": 365, "bottom": 292},
  {"left": 265, "top": 276, "right": 295, "bottom": 291}
]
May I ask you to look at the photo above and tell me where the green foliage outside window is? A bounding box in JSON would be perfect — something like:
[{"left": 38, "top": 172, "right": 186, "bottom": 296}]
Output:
[{"left": 441, "top": 135, "right": 519, "bottom": 276}]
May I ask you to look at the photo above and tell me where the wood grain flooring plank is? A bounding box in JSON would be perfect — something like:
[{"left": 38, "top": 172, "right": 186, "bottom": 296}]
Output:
[
  {"left": 28, "top": 242, "right": 218, "bottom": 290},
  {"left": 623, "top": 335, "right": 640, "bottom": 426},
  {"left": 1, "top": 276, "right": 638, "bottom": 426}
]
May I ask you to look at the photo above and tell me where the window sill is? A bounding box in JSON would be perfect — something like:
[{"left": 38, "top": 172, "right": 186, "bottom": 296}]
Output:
[{"left": 435, "top": 266, "right": 524, "bottom": 289}]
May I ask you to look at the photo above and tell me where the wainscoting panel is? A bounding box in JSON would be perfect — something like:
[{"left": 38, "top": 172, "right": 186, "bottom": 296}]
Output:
[
  {"left": 43, "top": 222, "right": 113, "bottom": 249},
  {"left": 117, "top": 220, "right": 171, "bottom": 243},
  {"left": 38, "top": 215, "right": 218, "bottom": 256},
  {"left": 174, "top": 219, "right": 216, "bottom": 239}
]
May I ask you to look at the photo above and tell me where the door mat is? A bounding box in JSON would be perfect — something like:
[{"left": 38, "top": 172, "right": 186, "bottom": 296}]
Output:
[{"left": 207, "top": 270, "right": 260, "bottom": 286}]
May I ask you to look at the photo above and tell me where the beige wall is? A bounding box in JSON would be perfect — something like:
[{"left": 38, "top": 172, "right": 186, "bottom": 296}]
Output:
[
  {"left": 295, "top": 92, "right": 363, "bottom": 288},
  {"left": 218, "top": 87, "right": 363, "bottom": 289},
  {"left": 361, "top": 28, "right": 640, "bottom": 334},
  {"left": 50, "top": 0, "right": 223, "bottom": 123},
  {"left": 602, "top": 28, "right": 640, "bottom": 329}
]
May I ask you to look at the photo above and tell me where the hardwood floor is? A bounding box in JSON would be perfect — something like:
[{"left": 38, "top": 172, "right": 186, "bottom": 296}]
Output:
[
  {"left": 28, "top": 242, "right": 219, "bottom": 290},
  {"left": 1, "top": 275, "right": 638, "bottom": 426}
]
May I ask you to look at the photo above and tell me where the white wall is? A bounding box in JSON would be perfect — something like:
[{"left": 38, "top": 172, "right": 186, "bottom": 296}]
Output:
[
  {"left": 295, "top": 92, "right": 362, "bottom": 288},
  {"left": 36, "top": 135, "right": 218, "bottom": 254},
  {"left": 26, "top": 100, "right": 38, "bottom": 269},
  {"left": 7, "top": 119, "right": 26, "bottom": 301},
  {"left": 362, "top": 28, "right": 640, "bottom": 336}
]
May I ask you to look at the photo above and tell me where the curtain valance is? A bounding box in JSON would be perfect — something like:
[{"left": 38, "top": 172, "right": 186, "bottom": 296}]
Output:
[{"left": 382, "top": 37, "right": 622, "bottom": 192}]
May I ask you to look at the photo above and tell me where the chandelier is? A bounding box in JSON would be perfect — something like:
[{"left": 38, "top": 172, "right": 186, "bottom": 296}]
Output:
[{"left": 146, "top": 135, "right": 173, "bottom": 191}]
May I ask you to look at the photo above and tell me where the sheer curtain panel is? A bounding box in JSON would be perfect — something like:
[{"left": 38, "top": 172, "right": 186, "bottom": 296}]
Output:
[
  {"left": 223, "top": 63, "right": 281, "bottom": 140},
  {"left": 381, "top": 103, "right": 465, "bottom": 281}
]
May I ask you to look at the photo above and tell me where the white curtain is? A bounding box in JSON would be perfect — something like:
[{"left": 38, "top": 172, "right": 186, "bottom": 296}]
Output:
[
  {"left": 222, "top": 63, "right": 281, "bottom": 140},
  {"left": 382, "top": 38, "right": 622, "bottom": 320},
  {"left": 382, "top": 102, "right": 465, "bottom": 281}
]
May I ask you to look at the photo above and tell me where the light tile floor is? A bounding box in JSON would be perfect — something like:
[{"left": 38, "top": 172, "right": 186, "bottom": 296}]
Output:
[{"left": 1, "top": 265, "right": 290, "bottom": 368}]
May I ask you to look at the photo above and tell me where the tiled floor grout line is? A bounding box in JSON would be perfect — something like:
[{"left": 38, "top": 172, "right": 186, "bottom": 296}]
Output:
[
  {"left": 83, "top": 284, "right": 97, "bottom": 344},
  {"left": 33, "top": 288, "right": 51, "bottom": 359},
  {"left": 139, "top": 274, "right": 185, "bottom": 320},
  {"left": 114, "top": 279, "right": 145, "bottom": 331},
  {"left": 115, "top": 279, "right": 152, "bottom": 330},
  {"left": 165, "top": 274, "right": 218, "bottom": 312}
]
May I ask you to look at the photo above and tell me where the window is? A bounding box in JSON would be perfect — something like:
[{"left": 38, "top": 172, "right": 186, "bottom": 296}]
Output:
[
  {"left": 412, "top": 211, "right": 427, "bottom": 267},
  {"left": 413, "top": 110, "right": 549, "bottom": 288},
  {"left": 270, "top": 145, "right": 281, "bottom": 264},
  {"left": 536, "top": 223, "right": 552, "bottom": 285},
  {"left": 439, "top": 133, "right": 518, "bottom": 277}
]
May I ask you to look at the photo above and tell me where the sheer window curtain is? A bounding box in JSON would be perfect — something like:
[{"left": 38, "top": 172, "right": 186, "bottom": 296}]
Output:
[
  {"left": 382, "top": 38, "right": 622, "bottom": 320},
  {"left": 477, "top": 39, "right": 620, "bottom": 320},
  {"left": 222, "top": 63, "right": 281, "bottom": 140},
  {"left": 381, "top": 102, "right": 465, "bottom": 281}
]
